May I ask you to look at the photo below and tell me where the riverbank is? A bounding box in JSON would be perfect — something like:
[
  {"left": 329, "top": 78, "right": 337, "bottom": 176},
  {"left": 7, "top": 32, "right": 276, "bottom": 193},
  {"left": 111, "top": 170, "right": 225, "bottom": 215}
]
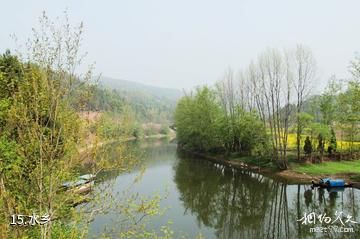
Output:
[
  {"left": 291, "top": 160, "right": 360, "bottom": 188},
  {"left": 79, "top": 132, "right": 175, "bottom": 165},
  {"left": 180, "top": 149, "right": 360, "bottom": 188}
]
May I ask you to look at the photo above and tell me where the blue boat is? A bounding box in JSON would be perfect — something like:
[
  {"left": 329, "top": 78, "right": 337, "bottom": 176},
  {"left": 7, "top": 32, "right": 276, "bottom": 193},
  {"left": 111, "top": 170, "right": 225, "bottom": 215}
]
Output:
[{"left": 312, "top": 178, "right": 352, "bottom": 188}]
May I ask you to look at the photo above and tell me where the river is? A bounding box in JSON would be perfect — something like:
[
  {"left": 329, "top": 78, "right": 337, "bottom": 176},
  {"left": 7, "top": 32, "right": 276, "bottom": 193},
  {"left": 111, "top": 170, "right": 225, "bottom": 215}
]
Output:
[{"left": 83, "top": 139, "right": 360, "bottom": 239}]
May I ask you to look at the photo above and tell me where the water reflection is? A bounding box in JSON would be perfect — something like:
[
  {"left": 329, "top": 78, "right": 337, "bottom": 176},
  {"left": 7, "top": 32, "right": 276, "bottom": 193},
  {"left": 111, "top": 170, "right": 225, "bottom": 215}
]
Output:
[
  {"left": 174, "top": 152, "right": 360, "bottom": 239},
  {"left": 87, "top": 140, "right": 360, "bottom": 239}
]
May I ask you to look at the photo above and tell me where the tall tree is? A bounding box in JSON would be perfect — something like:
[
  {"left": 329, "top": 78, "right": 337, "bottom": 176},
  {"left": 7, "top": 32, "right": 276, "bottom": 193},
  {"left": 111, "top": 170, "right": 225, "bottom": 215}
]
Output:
[
  {"left": 337, "top": 81, "right": 360, "bottom": 156},
  {"left": 293, "top": 45, "right": 316, "bottom": 161},
  {"left": 319, "top": 76, "right": 340, "bottom": 126},
  {"left": 257, "top": 48, "right": 291, "bottom": 168},
  {"left": 0, "top": 12, "right": 95, "bottom": 238}
]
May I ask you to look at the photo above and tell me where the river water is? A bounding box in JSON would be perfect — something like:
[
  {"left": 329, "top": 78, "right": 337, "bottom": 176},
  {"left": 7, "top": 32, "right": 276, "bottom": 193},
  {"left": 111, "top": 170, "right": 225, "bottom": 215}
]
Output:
[{"left": 84, "top": 139, "right": 360, "bottom": 239}]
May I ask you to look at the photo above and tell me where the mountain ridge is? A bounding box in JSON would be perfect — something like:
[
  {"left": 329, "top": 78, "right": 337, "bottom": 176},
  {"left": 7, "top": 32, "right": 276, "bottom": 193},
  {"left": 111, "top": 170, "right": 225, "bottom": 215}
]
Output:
[{"left": 98, "top": 76, "right": 183, "bottom": 102}]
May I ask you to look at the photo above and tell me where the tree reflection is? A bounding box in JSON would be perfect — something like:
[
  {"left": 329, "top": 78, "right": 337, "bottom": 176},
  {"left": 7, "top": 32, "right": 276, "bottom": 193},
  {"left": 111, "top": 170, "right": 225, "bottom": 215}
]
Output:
[{"left": 174, "top": 155, "right": 360, "bottom": 239}]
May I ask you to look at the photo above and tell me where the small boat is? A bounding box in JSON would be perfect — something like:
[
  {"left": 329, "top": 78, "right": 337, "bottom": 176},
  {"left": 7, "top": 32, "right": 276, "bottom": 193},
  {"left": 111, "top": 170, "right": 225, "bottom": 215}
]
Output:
[
  {"left": 79, "top": 174, "right": 96, "bottom": 181},
  {"left": 62, "top": 179, "right": 88, "bottom": 188},
  {"left": 62, "top": 174, "right": 96, "bottom": 194},
  {"left": 312, "top": 178, "right": 353, "bottom": 188},
  {"left": 71, "top": 181, "right": 94, "bottom": 194}
]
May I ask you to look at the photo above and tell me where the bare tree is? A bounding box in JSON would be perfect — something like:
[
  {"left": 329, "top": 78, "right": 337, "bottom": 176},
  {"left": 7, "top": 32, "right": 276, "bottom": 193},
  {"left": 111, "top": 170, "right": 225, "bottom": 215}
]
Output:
[
  {"left": 253, "top": 48, "right": 294, "bottom": 169},
  {"left": 248, "top": 61, "right": 266, "bottom": 125},
  {"left": 292, "top": 45, "right": 316, "bottom": 161},
  {"left": 216, "top": 68, "right": 238, "bottom": 152},
  {"left": 215, "top": 45, "right": 315, "bottom": 169}
]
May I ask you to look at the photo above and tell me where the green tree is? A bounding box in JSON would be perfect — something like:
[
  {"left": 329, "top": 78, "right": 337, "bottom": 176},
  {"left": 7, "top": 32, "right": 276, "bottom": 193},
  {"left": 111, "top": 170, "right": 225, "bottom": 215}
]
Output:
[
  {"left": 327, "top": 128, "right": 337, "bottom": 155},
  {"left": 337, "top": 81, "right": 360, "bottom": 155},
  {"left": 317, "top": 133, "right": 325, "bottom": 161},
  {"left": 237, "top": 110, "right": 268, "bottom": 155},
  {"left": 175, "top": 86, "right": 222, "bottom": 152},
  {"left": 0, "top": 50, "right": 24, "bottom": 131},
  {"left": 0, "top": 50, "right": 23, "bottom": 99},
  {"left": 175, "top": 86, "right": 268, "bottom": 156},
  {"left": 319, "top": 76, "right": 340, "bottom": 126},
  {"left": 303, "top": 136, "right": 312, "bottom": 157},
  {"left": 0, "top": 12, "right": 93, "bottom": 238},
  {"left": 309, "top": 123, "right": 330, "bottom": 162},
  {"left": 296, "top": 112, "right": 314, "bottom": 147}
]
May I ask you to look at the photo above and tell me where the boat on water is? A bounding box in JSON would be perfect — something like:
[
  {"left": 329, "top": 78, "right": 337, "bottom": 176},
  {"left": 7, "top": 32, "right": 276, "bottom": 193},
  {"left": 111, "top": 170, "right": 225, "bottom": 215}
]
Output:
[
  {"left": 71, "top": 181, "right": 94, "bottom": 194},
  {"left": 62, "top": 174, "right": 96, "bottom": 194},
  {"left": 312, "top": 178, "right": 353, "bottom": 188},
  {"left": 79, "top": 174, "right": 96, "bottom": 181}
]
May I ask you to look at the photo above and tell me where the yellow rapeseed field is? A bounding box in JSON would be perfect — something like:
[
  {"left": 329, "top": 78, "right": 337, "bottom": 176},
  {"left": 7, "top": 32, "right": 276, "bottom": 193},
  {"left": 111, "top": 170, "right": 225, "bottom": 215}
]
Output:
[{"left": 286, "top": 133, "right": 360, "bottom": 151}]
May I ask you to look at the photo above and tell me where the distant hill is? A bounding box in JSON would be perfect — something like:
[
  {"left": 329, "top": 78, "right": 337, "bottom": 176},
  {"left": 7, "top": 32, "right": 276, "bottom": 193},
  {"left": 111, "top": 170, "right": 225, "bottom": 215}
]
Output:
[
  {"left": 97, "top": 76, "right": 183, "bottom": 122},
  {"left": 99, "top": 76, "right": 183, "bottom": 102}
]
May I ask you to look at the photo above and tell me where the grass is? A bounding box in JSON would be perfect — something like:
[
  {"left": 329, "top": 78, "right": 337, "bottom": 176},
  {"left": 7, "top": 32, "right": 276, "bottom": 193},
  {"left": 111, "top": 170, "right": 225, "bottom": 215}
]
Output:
[
  {"left": 293, "top": 160, "right": 360, "bottom": 175},
  {"left": 204, "top": 132, "right": 360, "bottom": 177}
]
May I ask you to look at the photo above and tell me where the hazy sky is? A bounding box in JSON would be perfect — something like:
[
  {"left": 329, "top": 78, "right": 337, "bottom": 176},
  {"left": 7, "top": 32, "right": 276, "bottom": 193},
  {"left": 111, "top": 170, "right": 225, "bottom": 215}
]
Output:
[{"left": 1, "top": 0, "right": 360, "bottom": 90}]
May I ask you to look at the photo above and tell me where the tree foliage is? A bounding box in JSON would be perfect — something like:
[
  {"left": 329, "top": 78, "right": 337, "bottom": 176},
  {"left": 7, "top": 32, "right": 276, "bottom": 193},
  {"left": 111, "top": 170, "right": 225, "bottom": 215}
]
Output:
[
  {"left": 303, "top": 136, "right": 312, "bottom": 155},
  {"left": 0, "top": 12, "right": 97, "bottom": 238},
  {"left": 175, "top": 86, "right": 268, "bottom": 155}
]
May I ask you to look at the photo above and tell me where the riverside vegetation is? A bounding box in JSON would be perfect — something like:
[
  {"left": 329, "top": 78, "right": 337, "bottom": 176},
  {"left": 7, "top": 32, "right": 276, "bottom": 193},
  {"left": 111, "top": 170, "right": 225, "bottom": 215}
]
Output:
[
  {"left": 175, "top": 46, "right": 360, "bottom": 178},
  {"left": 1, "top": 11, "right": 360, "bottom": 239},
  {"left": 0, "top": 12, "right": 176, "bottom": 238}
]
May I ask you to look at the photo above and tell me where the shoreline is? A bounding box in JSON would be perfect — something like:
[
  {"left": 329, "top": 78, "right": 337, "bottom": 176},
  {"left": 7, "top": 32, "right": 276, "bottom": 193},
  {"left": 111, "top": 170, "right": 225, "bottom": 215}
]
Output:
[
  {"left": 78, "top": 133, "right": 175, "bottom": 153},
  {"left": 180, "top": 148, "right": 360, "bottom": 188},
  {"left": 78, "top": 133, "right": 175, "bottom": 164}
]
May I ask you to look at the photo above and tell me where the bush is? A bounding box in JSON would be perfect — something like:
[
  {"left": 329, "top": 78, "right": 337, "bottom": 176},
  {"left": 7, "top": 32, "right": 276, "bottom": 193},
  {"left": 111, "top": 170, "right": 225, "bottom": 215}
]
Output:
[
  {"left": 304, "top": 136, "right": 312, "bottom": 155},
  {"left": 160, "top": 125, "right": 170, "bottom": 135}
]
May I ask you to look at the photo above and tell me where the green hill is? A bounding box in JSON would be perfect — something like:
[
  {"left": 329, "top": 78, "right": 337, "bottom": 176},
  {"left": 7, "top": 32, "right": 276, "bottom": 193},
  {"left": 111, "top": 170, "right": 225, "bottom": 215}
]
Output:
[
  {"left": 99, "top": 76, "right": 183, "bottom": 102},
  {"left": 96, "top": 76, "right": 183, "bottom": 123}
]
